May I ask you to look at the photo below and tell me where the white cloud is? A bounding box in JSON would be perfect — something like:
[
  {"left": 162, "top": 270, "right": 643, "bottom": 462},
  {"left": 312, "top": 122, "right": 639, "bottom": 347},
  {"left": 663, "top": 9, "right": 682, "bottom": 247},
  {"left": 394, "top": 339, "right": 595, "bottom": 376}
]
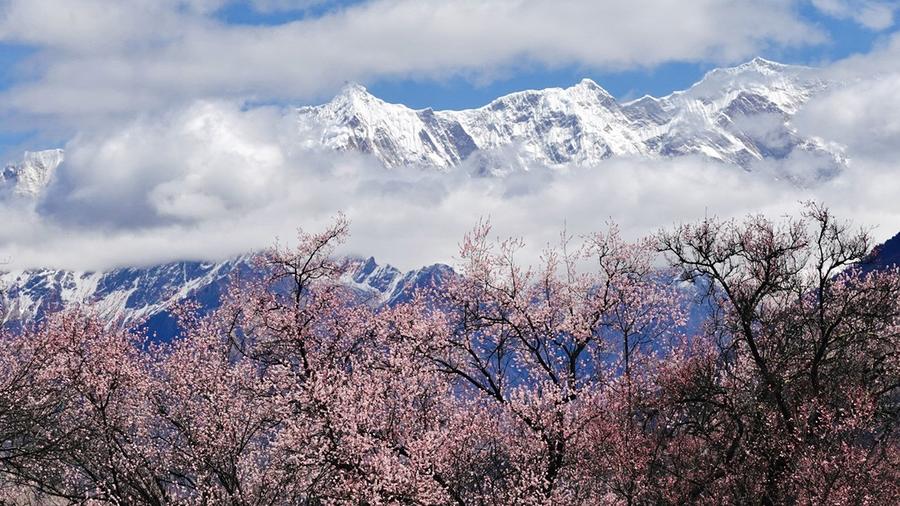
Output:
[
  {"left": 811, "top": 0, "right": 898, "bottom": 30},
  {"left": 1, "top": 92, "right": 899, "bottom": 272},
  {"left": 795, "top": 76, "right": 900, "bottom": 159},
  {"left": 782, "top": 32, "right": 900, "bottom": 176},
  {"left": 3, "top": 2, "right": 900, "bottom": 272},
  {"left": 0, "top": 0, "right": 824, "bottom": 124},
  {"left": 41, "top": 101, "right": 289, "bottom": 227}
]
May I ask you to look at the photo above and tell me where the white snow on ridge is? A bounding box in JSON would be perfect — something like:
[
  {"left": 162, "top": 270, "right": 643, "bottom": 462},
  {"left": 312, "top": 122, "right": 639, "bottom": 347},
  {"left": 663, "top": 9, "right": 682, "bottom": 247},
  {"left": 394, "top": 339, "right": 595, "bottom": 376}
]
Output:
[
  {"left": 1, "top": 149, "right": 65, "bottom": 197},
  {"left": 0, "top": 255, "right": 449, "bottom": 330},
  {"left": 0, "top": 58, "right": 858, "bottom": 331},
  {"left": 2, "top": 58, "right": 844, "bottom": 204},
  {"left": 296, "top": 57, "right": 841, "bottom": 173}
]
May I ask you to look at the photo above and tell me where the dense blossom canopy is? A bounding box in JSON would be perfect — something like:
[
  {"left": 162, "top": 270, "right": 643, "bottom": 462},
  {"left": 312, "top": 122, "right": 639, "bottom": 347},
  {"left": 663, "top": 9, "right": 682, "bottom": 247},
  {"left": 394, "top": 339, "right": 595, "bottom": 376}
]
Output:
[{"left": 1, "top": 206, "right": 898, "bottom": 504}]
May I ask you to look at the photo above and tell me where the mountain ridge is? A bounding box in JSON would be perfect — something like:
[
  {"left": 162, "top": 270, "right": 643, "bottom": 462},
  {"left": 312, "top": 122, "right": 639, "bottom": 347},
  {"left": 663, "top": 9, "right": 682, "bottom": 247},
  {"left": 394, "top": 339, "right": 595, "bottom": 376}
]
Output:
[
  {"left": 0, "top": 255, "right": 453, "bottom": 339},
  {"left": 4, "top": 57, "right": 842, "bottom": 196},
  {"left": 0, "top": 57, "right": 854, "bottom": 334},
  {"left": 296, "top": 57, "right": 839, "bottom": 173}
]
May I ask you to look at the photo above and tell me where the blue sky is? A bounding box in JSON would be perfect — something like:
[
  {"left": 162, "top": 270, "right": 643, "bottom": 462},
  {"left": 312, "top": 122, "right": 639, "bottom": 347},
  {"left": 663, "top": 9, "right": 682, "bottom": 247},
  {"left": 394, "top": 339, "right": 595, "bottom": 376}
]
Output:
[
  {"left": 370, "top": 10, "right": 897, "bottom": 110},
  {"left": 213, "top": 0, "right": 893, "bottom": 109}
]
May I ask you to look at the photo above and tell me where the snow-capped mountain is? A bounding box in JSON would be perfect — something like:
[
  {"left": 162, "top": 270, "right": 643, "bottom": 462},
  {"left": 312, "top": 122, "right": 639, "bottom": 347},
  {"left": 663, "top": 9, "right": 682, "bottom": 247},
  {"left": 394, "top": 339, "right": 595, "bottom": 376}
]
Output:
[
  {"left": 297, "top": 57, "right": 839, "bottom": 174},
  {"left": 0, "top": 58, "right": 849, "bottom": 335},
  {"left": 1, "top": 149, "right": 64, "bottom": 197},
  {"left": 0, "top": 256, "right": 453, "bottom": 339},
  {"left": 3, "top": 58, "right": 841, "bottom": 200},
  {"left": 622, "top": 58, "right": 832, "bottom": 167}
]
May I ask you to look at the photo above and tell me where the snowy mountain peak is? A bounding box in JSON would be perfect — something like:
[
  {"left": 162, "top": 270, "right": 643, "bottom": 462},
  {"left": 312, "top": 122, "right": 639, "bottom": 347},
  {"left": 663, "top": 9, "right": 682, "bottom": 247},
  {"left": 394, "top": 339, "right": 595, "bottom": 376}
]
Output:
[
  {"left": 735, "top": 56, "right": 789, "bottom": 74},
  {"left": 308, "top": 82, "right": 382, "bottom": 120},
  {"left": 296, "top": 57, "right": 838, "bottom": 171},
  {"left": 700, "top": 57, "right": 798, "bottom": 82},
  {"left": 480, "top": 78, "right": 616, "bottom": 111},
  {"left": 571, "top": 77, "right": 610, "bottom": 95},
  {"left": 340, "top": 81, "right": 370, "bottom": 95},
  {"left": 10, "top": 59, "right": 844, "bottom": 199},
  {"left": 684, "top": 58, "right": 822, "bottom": 111},
  {"left": 298, "top": 80, "right": 480, "bottom": 168},
  {"left": 333, "top": 81, "right": 378, "bottom": 106},
  {"left": 1, "top": 149, "right": 64, "bottom": 197}
]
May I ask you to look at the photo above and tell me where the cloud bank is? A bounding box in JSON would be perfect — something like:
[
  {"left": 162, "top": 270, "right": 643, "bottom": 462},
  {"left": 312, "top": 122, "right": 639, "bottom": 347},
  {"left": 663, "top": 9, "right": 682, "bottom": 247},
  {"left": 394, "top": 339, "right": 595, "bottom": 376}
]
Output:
[
  {"left": 811, "top": 0, "right": 899, "bottom": 31},
  {"left": 5, "top": 58, "right": 900, "bottom": 272},
  {"left": 0, "top": 0, "right": 825, "bottom": 124},
  {"left": 3, "top": 2, "right": 900, "bottom": 271}
]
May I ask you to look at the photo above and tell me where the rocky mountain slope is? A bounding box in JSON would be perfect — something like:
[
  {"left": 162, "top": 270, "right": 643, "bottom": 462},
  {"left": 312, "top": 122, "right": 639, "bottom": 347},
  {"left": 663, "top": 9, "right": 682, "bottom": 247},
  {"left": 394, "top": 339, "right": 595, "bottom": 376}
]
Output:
[{"left": 0, "top": 256, "right": 453, "bottom": 339}]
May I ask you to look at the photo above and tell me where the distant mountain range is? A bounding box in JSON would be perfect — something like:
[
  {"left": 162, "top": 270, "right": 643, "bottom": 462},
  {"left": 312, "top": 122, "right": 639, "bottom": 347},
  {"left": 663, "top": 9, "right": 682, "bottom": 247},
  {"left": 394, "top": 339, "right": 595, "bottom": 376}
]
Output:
[
  {"left": 297, "top": 57, "right": 840, "bottom": 177},
  {"left": 0, "top": 58, "right": 871, "bottom": 334},
  {"left": 1, "top": 256, "right": 453, "bottom": 339},
  {"left": 3, "top": 57, "right": 844, "bottom": 200}
]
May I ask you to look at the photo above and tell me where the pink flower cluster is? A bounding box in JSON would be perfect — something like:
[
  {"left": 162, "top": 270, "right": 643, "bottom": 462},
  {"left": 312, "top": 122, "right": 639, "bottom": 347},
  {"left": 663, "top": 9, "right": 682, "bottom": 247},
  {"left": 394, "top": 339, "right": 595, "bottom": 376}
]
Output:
[{"left": 1, "top": 205, "right": 897, "bottom": 504}]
